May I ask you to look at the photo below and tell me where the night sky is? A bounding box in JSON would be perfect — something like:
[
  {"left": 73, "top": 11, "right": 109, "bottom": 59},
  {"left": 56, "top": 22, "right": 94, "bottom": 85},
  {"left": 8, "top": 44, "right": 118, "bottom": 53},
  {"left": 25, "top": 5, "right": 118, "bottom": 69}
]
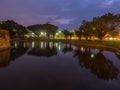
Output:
[{"left": 0, "top": 0, "right": 120, "bottom": 29}]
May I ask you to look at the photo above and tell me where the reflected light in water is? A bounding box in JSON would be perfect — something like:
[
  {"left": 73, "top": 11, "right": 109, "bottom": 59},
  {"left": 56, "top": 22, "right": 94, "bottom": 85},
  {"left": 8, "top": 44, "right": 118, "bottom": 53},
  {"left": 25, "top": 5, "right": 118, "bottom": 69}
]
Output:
[
  {"left": 49, "top": 42, "right": 52, "bottom": 48},
  {"left": 23, "top": 42, "right": 26, "bottom": 48},
  {"left": 44, "top": 42, "right": 46, "bottom": 48},
  {"left": 81, "top": 47, "right": 85, "bottom": 52},
  {"left": 41, "top": 42, "right": 43, "bottom": 49},
  {"left": 55, "top": 43, "right": 58, "bottom": 48},
  {"left": 58, "top": 42, "right": 61, "bottom": 50},
  {"left": 32, "top": 42, "right": 35, "bottom": 48},
  {"left": 58, "top": 45, "right": 61, "bottom": 50},
  {"left": 91, "top": 53, "right": 96, "bottom": 59},
  {"left": 15, "top": 42, "right": 17, "bottom": 48}
]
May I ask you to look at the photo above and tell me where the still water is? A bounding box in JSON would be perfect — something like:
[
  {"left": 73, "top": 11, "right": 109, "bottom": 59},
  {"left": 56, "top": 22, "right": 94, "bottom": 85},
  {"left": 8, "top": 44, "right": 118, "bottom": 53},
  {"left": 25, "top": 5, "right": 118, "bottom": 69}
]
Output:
[{"left": 0, "top": 41, "right": 120, "bottom": 90}]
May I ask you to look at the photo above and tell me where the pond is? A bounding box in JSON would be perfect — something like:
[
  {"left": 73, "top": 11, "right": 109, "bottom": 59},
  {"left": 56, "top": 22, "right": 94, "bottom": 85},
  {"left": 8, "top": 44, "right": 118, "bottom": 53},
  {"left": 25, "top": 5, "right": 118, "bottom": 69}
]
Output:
[{"left": 0, "top": 41, "right": 120, "bottom": 90}]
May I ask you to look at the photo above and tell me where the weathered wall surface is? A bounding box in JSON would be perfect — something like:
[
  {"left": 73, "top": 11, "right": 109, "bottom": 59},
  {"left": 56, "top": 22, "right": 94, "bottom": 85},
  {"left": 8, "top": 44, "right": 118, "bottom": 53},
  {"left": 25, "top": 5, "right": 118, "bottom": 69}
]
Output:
[
  {"left": 0, "top": 29, "right": 10, "bottom": 50},
  {"left": 0, "top": 49, "right": 10, "bottom": 67}
]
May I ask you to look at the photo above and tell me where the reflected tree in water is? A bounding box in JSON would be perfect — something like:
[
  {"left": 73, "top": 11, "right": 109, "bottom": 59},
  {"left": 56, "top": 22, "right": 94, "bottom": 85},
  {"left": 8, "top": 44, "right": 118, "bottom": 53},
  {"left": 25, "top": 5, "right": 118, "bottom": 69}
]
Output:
[
  {"left": 28, "top": 41, "right": 58, "bottom": 57},
  {"left": 0, "top": 42, "right": 28, "bottom": 68},
  {"left": 10, "top": 42, "right": 28, "bottom": 60},
  {"left": 74, "top": 47, "right": 119, "bottom": 80},
  {"left": 62, "top": 43, "right": 73, "bottom": 54}
]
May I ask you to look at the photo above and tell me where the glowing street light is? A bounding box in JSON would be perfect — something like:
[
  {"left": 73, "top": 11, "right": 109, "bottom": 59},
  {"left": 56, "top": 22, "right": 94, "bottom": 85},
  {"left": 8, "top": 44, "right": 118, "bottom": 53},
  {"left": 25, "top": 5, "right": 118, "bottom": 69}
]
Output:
[
  {"left": 56, "top": 33, "right": 59, "bottom": 35},
  {"left": 41, "top": 32, "right": 44, "bottom": 35},
  {"left": 58, "top": 31, "right": 62, "bottom": 33},
  {"left": 92, "top": 27, "right": 96, "bottom": 30},
  {"left": 109, "top": 37, "right": 113, "bottom": 41}
]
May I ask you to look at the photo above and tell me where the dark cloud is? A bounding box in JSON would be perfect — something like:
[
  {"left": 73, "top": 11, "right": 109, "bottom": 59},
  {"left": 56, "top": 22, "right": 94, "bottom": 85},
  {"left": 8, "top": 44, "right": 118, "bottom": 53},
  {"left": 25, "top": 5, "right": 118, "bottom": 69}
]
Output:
[{"left": 0, "top": 0, "right": 120, "bottom": 29}]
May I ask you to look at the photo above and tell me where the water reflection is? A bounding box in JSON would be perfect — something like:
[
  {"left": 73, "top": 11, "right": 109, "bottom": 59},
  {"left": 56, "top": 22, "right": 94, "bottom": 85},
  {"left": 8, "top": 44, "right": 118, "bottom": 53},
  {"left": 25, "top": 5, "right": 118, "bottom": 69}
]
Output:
[
  {"left": 0, "top": 41, "right": 120, "bottom": 82},
  {"left": 74, "top": 47, "right": 119, "bottom": 80},
  {"left": 0, "top": 42, "right": 29, "bottom": 67},
  {"left": 0, "top": 49, "right": 10, "bottom": 67},
  {"left": 115, "top": 53, "right": 120, "bottom": 61},
  {"left": 10, "top": 42, "right": 28, "bottom": 60},
  {"left": 62, "top": 43, "right": 73, "bottom": 54},
  {"left": 28, "top": 41, "right": 58, "bottom": 57}
]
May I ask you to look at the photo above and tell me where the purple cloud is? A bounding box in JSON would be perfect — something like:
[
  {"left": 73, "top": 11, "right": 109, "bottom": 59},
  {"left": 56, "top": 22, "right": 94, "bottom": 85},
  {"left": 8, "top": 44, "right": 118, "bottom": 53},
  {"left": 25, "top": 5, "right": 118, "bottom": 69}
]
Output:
[{"left": 0, "top": 0, "right": 120, "bottom": 29}]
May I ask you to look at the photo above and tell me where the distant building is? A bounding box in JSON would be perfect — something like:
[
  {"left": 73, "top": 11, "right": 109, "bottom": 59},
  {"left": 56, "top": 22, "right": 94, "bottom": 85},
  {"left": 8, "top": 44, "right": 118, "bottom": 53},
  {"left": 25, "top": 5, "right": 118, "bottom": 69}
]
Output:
[{"left": 24, "top": 30, "right": 37, "bottom": 38}]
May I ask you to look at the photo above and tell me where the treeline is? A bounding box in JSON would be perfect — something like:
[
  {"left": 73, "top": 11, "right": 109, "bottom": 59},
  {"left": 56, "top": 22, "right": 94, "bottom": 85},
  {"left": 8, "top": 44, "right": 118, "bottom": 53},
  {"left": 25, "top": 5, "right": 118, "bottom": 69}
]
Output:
[
  {"left": 62, "top": 13, "right": 120, "bottom": 41},
  {"left": 75, "top": 13, "right": 120, "bottom": 40},
  {"left": 0, "top": 20, "right": 58, "bottom": 38},
  {"left": 27, "top": 23, "right": 58, "bottom": 39},
  {"left": 0, "top": 20, "right": 27, "bottom": 37},
  {"left": 0, "top": 13, "right": 120, "bottom": 40}
]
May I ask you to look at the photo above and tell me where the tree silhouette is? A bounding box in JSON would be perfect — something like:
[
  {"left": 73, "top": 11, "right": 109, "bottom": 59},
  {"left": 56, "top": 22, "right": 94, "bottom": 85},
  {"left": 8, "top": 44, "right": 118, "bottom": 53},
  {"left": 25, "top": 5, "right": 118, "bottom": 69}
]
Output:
[
  {"left": 62, "top": 43, "right": 73, "bottom": 54},
  {"left": 10, "top": 42, "right": 29, "bottom": 60},
  {"left": 79, "top": 13, "right": 120, "bottom": 40},
  {"left": 27, "top": 23, "right": 58, "bottom": 39},
  {"left": 62, "top": 29, "right": 70, "bottom": 41},
  {"left": 28, "top": 41, "right": 58, "bottom": 57},
  {"left": 43, "top": 23, "right": 58, "bottom": 39},
  {"left": 74, "top": 47, "right": 119, "bottom": 80},
  {"left": 0, "top": 20, "right": 27, "bottom": 37}
]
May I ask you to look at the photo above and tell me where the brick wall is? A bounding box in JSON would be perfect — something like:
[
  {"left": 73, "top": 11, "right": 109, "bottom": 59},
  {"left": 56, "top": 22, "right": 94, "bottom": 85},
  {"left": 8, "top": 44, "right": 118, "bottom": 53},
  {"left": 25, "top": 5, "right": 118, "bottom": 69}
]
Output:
[
  {"left": 0, "top": 49, "right": 10, "bottom": 67},
  {"left": 0, "top": 29, "right": 10, "bottom": 50}
]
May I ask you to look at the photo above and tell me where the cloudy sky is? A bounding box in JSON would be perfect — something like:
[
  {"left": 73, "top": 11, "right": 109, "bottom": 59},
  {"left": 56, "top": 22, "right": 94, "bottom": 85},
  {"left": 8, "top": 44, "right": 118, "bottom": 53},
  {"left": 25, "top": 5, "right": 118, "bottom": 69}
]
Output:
[{"left": 0, "top": 0, "right": 120, "bottom": 29}]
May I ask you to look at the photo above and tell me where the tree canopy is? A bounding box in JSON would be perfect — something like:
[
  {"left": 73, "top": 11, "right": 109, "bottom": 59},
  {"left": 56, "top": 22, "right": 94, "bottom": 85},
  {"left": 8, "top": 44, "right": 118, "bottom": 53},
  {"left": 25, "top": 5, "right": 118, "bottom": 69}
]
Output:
[
  {"left": 27, "top": 22, "right": 58, "bottom": 38},
  {"left": 0, "top": 20, "right": 27, "bottom": 37},
  {"left": 77, "top": 13, "right": 120, "bottom": 40}
]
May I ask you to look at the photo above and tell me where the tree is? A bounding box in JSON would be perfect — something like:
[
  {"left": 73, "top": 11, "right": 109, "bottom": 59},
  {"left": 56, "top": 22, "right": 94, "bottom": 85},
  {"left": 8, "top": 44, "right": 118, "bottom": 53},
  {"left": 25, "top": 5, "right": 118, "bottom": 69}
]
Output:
[
  {"left": 27, "top": 24, "right": 44, "bottom": 37},
  {"left": 28, "top": 23, "right": 58, "bottom": 39},
  {"left": 92, "top": 13, "right": 120, "bottom": 40},
  {"left": 69, "top": 31, "right": 74, "bottom": 40},
  {"left": 15, "top": 24, "right": 27, "bottom": 37},
  {"left": 43, "top": 23, "right": 58, "bottom": 39},
  {"left": 0, "top": 20, "right": 27, "bottom": 37},
  {"left": 75, "top": 30, "right": 82, "bottom": 41},
  {"left": 79, "top": 20, "right": 94, "bottom": 40},
  {"left": 62, "top": 29, "right": 70, "bottom": 40},
  {"left": 79, "top": 13, "right": 120, "bottom": 40}
]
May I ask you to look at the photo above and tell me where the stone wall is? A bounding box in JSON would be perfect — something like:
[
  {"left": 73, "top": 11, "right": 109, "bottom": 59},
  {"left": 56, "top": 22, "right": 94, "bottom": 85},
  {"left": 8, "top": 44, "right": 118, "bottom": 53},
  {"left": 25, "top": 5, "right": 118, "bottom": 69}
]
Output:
[
  {"left": 0, "top": 49, "right": 10, "bottom": 67},
  {"left": 0, "top": 29, "right": 10, "bottom": 50}
]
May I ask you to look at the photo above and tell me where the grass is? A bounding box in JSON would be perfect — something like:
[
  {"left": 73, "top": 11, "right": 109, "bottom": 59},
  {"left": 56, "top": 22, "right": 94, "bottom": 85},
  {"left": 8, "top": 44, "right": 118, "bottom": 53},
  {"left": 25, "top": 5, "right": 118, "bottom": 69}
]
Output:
[
  {"left": 69, "top": 40, "right": 120, "bottom": 55},
  {"left": 72, "top": 40, "right": 120, "bottom": 49}
]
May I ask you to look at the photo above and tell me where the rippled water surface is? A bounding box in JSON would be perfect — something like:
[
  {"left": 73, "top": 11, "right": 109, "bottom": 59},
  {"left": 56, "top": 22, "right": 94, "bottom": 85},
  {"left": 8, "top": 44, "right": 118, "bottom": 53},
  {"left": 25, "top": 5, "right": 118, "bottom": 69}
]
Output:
[{"left": 0, "top": 41, "right": 120, "bottom": 90}]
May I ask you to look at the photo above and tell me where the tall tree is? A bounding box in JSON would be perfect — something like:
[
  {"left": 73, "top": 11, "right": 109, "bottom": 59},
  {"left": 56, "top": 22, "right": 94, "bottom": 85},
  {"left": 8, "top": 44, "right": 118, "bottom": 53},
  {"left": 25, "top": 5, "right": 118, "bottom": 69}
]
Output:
[
  {"left": 92, "top": 13, "right": 120, "bottom": 40},
  {"left": 79, "top": 20, "right": 94, "bottom": 40},
  {"left": 27, "top": 24, "right": 44, "bottom": 37},
  {"left": 75, "top": 29, "right": 82, "bottom": 41},
  {"left": 0, "top": 20, "right": 27, "bottom": 37},
  {"left": 62, "top": 29, "right": 70, "bottom": 40},
  {"left": 43, "top": 23, "right": 58, "bottom": 39}
]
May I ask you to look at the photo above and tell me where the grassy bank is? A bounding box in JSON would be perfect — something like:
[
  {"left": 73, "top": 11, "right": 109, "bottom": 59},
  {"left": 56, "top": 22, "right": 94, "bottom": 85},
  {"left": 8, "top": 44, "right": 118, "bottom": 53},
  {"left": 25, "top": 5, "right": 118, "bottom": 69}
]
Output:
[
  {"left": 69, "top": 40, "right": 120, "bottom": 49},
  {"left": 69, "top": 40, "right": 120, "bottom": 55}
]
